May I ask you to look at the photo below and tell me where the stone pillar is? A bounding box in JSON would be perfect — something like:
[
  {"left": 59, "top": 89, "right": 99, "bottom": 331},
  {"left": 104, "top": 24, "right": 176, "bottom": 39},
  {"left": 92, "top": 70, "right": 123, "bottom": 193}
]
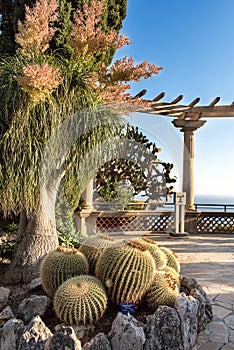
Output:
[
  {"left": 82, "top": 178, "right": 94, "bottom": 210},
  {"left": 172, "top": 119, "right": 206, "bottom": 211}
]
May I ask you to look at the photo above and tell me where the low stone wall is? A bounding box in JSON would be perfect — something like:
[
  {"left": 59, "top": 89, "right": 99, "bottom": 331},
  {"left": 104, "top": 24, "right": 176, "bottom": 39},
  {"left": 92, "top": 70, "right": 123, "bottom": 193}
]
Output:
[{"left": 0, "top": 276, "right": 212, "bottom": 350}]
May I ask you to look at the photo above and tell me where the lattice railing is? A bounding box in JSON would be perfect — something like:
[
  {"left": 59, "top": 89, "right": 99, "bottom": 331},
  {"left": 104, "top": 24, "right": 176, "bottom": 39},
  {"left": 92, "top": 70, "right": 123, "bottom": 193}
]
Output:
[
  {"left": 96, "top": 210, "right": 174, "bottom": 233},
  {"left": 197, "top": 212, "right": 234, "bottom": 233}
]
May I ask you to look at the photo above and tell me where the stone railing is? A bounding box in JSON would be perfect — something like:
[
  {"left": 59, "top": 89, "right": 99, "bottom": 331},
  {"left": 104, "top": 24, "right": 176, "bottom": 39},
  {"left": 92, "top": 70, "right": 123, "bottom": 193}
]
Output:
[
  {"left": 197, "top": 211, "right": 234, "bottom": 233},
  {"left": 74, "top": 208, "right": 234, "bottom": 235}
]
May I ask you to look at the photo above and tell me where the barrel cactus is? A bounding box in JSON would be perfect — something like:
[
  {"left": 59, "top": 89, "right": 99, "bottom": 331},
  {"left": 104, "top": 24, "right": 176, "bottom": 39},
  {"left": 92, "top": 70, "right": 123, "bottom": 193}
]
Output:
[
  {"left": 146, "top": 269, "right": 180, "bottom": 310},
  {"left": 137, "top": 237, "right": 167, "bottom": 269},
  {"left": 40, "top": 246, "right": 89, "bottom": 298},
  {"left": 159, "top": 246, "right": 180, "bottom": 273},
  {"left": 54, "top": 275, "right": 108, "bottom": 325},
  {"left": 78, "top": 234, "right": 116, "bottom": 274},
  {"left": 96, "top": 239, "right": 156, "bottom": 305}
]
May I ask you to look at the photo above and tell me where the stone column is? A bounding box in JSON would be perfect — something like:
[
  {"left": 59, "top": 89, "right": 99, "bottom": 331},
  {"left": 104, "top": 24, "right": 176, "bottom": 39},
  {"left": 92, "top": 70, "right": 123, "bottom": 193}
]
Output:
[
  {"left": 172, "top": 119, "right": 206, "bottom": 211},
  {"left": 82, "top": 178, "right": 94, "bottom": 210}
]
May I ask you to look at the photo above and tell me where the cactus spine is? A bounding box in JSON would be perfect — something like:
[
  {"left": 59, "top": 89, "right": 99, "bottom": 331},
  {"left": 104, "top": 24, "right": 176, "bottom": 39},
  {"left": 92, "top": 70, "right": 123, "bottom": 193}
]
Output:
[
  {"left": 40, "top": 246, "right": 89, "bottom": 298},
  {"left": 159, "top": 246, "right": 180, "bottom": 273},
  {"left": 78, "top": 234, "right": 116, "bottom": 275},
  {"left": 96, "top": 240, "right": 156, "bottom": 305},
  {"left": 137, "top": 237, "right": 167, "bottom": 269},
  {"left": 54, "top": 275, "right": 108, "bottom": 325},
  {"left": 146, "top": 269, "right": 180, "bottom": 310}
]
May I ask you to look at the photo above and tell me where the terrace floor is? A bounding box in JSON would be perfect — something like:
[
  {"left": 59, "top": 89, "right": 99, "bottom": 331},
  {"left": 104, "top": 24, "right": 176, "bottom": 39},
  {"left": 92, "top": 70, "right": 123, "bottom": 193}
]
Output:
[{"left": 112, "top": 232, "right": 234, "bottom": 350}]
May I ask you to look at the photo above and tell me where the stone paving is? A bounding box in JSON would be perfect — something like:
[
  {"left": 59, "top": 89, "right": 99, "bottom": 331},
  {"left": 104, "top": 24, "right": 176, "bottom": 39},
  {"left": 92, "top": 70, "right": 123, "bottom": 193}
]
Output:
[{"left": 150, "top": 233, "right": 234, "bottom": 350}]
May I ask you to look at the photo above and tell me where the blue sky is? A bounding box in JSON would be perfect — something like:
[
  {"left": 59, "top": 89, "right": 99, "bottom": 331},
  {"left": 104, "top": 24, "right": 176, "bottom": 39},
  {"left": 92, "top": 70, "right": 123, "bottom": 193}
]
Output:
[{"left": 114, "top": 0, "right": 234, "bottom": 198}]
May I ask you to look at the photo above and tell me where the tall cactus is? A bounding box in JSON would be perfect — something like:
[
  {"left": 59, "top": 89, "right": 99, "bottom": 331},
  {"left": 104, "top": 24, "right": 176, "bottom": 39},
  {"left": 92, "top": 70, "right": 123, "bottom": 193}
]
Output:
[
  {"left": 78, "top": 234, "right": 116, "bottom": 274},
  {"left": 54, "top": 275, "right": 108, "bottom": 325},
  {"left": 96, "top": 240, "right": 156, "bottom": 305},
  {"left": 146, "top": 269, "right": 180, "bottom": 310},
  {"left": 40, "top": 246, "right": 89, "bottom": 298},
  {"left": 136, "top": 237, "right": 167, "bottom": 269}
]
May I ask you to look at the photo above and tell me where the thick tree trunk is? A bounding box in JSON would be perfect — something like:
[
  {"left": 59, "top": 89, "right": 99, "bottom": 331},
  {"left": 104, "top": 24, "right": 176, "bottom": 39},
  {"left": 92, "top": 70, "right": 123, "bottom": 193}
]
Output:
[{"left": 3, "top": 197, "right": 59, "bottom": 285}]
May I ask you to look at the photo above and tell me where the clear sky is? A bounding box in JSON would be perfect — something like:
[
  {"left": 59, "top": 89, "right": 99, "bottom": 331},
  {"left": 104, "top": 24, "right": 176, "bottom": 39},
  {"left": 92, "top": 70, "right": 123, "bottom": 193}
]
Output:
[{"left": 114, "top": 0, "right": 234, "bottom": 198}]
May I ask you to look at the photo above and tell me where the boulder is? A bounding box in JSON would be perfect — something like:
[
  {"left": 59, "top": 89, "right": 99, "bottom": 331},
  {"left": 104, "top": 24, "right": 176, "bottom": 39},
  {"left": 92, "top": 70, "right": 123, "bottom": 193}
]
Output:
[
  {"left": 27, "top": 278, "right": 43, "bottom": 293},
  {"left": 18, "top": 295, "right": 51, "bottom": 324},
  {"left": 176, "top": 293, "right": 198, "bottom": 350},
  {"left": 18, "top": 315, "right": 52, "bottom": 350},
  {"left": 108, "top": 312, "right": 145, "bottom": 350},
  {"left": 83, "top": 332, "right": 112, "bottom": 350},
  {"left": 0, "top": 318, "right": 24, "bottom": 350},
  {"left": 72, "top": 324, "right": 95, "bottom": 340},
  {"left": 144, "top": 305, "right": 183, "bottom": 350},
  {"left": 0, "top": 287, "right": 10, "bottom": 311},
  {"left": 45, "top": 325, "right": 82, "bottom": 350},
  {"left": 0, "top": 306, "right": 15, "bottom": 326}
]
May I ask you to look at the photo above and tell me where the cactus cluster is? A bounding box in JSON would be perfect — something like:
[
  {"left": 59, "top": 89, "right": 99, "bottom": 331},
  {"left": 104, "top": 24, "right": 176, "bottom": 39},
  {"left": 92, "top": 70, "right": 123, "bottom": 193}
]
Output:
[
  {"left": 40, "top": 234, "right": 182, "bottom": 325},
  {"left": 146, "top": 268, "right": 180, "bottom": 310},
  {"left": 54, "top": 275, "right": 108, "bottom": 325},
  {"left": 96, "top": 239, "right": 156, "bottom": 305},
  {"left": 78, "top": 234, "right": 116, "bottom": 274},
  {"left": 40, "top": 246, "right": 89, "bottom": 298}
]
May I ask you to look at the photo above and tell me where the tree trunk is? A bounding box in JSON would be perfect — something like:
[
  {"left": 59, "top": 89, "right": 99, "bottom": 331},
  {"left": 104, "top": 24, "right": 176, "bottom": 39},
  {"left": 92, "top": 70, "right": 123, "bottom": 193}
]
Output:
[{"left": 2, "top": 197, "right": 58, "bottom": 285}]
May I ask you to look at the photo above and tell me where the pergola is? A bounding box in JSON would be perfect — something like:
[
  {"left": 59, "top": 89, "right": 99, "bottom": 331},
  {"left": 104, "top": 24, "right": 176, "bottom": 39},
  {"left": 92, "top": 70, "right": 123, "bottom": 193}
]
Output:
[{"left": 136, "top": 90, "right": 234, "bottom": 211}]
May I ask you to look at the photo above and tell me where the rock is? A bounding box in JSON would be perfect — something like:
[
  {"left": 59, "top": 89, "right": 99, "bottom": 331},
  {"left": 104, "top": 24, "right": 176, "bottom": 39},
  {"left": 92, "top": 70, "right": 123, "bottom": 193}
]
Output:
[
  {"left": 18, "top": 295, "right": 51, "bottom": 324},
  {"left": 83, "top": 332, "right": 111, "bottom": 350},
  {"left": 27, "top": 278, "right": 43, "bottom": 293},
  {"left": 72, "top": 324, "right": 95, "bottom": 340},
  {"left": 176, "top": 293, "right": 199, "bottom": 350},
  {"left": 0, "top": 318, "right": 24, "bottom": 350},
  {"left": 0, "top": 306, "right": 15, "bottom": 325},
  {"left": 0, "top": 287, "right": 10, "bottom": 311},
  {"left": 144, "top": 305, "right": 183, "bottom": 350},
  {"left": 45, "top": 325, "right": 82, "bottom": 350},
  {"left": 18, "top": 315, "right": 52, "bottom": 350},
  {"left": 190, "top": 288, "right": 212, "bottom": 332},
  {"left": 108, "top": 312, "right": 145, "bottom": 350}
]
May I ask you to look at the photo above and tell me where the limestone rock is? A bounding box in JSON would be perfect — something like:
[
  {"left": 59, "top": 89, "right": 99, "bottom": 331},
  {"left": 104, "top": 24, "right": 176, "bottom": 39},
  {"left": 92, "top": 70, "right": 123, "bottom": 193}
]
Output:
[
  {"left": 18, "top": 295, "right": 51, "bottom": 324},
  {"left": 0, "top": 306, "right": 15, "bottom": 326},
  {"left": 176, "top": 292, "right": 199, "bottom": 350},
  {"left": 45, "top": 325, "right": 82, "bottom": 350},
  {"left": 27, "top": 278, "right": 43, "bottom": 293},
  {"left": 0, "top": 318, "right": 24, "bottom": 350},
  {"left": 18, "top": 315, "right": 52, "bottom": 350},
  {"left": 108, "top": 312, "right": 145, "bottom": 350},
  {"left": 72, "top": 324, "right": 95, "bottom": 340},
  {"left": 144, "top": 305, "right": 183, "bottom": 350},
  {"left": 190, "top": 288, "right": 212, "bottom": 332},
  {"left": 83, "top": 332, "right": 112, "bottom": 350},
  {"left": 0, "top": 287, "right": 10, "bottom": 311}
]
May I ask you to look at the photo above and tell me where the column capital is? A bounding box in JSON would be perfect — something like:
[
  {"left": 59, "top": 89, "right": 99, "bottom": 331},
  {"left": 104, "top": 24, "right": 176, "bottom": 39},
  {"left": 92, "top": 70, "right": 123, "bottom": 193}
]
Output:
[{"left": 172, "top": 119, "right": 206, "bottom": 132}]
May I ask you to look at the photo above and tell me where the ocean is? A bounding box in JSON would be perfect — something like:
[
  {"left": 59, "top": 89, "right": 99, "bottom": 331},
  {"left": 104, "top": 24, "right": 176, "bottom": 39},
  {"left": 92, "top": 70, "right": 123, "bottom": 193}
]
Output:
[{"left": 194, "top": 194, "right": 234, "bottom": 205}]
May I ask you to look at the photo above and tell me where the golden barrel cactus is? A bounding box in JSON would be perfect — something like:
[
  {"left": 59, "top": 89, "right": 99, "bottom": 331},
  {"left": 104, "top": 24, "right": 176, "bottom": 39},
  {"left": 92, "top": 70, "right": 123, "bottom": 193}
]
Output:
[
  {"left": 96, "top": 240, "right": 156, "bottom": 305},
  {"left": 54, "top": 275, "right": 108, "bottom": 325},
  {"left": 40, "top": 246, "right": 89, "bottom": 298}
]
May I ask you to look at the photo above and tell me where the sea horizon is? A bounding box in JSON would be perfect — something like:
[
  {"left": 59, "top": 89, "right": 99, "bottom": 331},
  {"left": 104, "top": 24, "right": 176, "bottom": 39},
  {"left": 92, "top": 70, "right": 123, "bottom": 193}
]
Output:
[{"left": 194, "top": 194, "right": 234, "bottom": 205}]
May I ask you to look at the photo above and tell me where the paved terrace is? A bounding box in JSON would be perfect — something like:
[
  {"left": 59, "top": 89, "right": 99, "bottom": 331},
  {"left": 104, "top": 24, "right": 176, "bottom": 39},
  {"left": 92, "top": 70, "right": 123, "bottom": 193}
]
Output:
[{"left": 112, "top": 232, "right": 234, "bottom": 350}]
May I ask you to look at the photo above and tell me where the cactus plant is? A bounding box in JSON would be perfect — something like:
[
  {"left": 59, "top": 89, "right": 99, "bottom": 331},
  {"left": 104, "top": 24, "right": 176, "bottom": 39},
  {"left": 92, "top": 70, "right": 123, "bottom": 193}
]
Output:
[
  {"left": 146, "top": 269, "right": 180, "bottom": 310},
  {"left": 40, "top": 246, "right": 89, "bottom": 298},
  {"left": 136, "top": 237, "right": 167, "bottom": 269},
  {"left": 96, "top": 239, "right": 156, "bottom": 305},
  {"left": 54, "top": 275, "right": 108, "bottom": 325},
  {"left": 159, "top": 246, "right": 180, "bottom": 273},
  {"left": 78, "top": 234, "right": 116, "bottom": 274}
]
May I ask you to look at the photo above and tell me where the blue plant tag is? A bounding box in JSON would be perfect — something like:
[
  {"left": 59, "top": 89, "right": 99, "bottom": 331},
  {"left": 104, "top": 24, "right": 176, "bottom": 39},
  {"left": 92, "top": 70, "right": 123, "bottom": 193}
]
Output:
[{"left": 120, "top": 302, "right": 135, "bottom": 314}]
